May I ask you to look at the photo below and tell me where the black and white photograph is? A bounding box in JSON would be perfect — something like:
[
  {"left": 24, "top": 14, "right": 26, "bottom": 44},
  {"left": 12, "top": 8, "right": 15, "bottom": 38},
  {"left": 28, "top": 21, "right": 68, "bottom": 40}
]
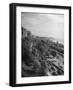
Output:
[
  {"left": 21, "top": 13, "right": 64, "bottom": 77},
  {"left": 9, "top": 3, "right": 71, "bottom": 87}
]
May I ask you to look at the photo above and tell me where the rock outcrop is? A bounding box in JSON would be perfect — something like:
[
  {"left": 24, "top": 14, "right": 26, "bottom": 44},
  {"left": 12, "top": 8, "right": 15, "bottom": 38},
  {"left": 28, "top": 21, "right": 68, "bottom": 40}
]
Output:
[{"left": 22, "top": 27, "right": 64, "bottom": 77}]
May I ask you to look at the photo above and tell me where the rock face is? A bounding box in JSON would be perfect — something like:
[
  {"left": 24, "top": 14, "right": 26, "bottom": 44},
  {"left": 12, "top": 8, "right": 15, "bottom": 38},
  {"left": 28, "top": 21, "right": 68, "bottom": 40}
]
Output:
[{"left": 22, "top": 27, "right": 64, "bottom": 77}]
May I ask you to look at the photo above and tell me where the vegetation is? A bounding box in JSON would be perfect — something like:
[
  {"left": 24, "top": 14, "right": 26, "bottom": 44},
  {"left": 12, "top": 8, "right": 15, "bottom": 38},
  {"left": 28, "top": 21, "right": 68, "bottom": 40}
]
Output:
[{"left": 22, "top": 27, "right": 64, "bottom": 77}]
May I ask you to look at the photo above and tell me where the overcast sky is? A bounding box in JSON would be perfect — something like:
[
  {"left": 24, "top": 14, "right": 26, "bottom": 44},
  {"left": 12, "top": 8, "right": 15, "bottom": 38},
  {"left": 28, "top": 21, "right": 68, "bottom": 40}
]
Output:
[{"left": 21, "top": 12, "right": 64, "bottom": 43}]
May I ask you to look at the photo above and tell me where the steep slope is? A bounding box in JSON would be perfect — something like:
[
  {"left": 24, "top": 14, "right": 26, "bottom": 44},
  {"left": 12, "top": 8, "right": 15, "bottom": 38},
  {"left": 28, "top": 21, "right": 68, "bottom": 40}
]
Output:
[{"left": 22, "top": 27, "right": 64, "bottom": 77}]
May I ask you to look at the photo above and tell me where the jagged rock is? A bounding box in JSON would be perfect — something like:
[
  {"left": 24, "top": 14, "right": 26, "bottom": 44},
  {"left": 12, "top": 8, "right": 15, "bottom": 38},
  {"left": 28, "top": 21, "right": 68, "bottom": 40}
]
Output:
[{"left": 22, "top": 27, "right": 64, "bottom": 77}]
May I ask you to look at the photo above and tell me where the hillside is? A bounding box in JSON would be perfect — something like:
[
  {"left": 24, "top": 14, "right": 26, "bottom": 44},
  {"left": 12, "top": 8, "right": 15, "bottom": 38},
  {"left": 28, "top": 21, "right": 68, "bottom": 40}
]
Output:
[{"left": 22, "top": 27, "right": 64, "bottom": 77}]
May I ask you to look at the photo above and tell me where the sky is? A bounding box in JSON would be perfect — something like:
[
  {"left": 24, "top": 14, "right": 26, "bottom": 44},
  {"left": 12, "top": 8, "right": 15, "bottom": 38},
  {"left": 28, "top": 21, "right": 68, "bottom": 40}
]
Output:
[{"left": 21, "top": 12, "right": 64, "bottom": 43}]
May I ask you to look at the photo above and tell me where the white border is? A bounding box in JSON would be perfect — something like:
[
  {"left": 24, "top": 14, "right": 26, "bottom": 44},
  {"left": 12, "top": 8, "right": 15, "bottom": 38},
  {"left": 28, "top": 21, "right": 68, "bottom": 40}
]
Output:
[{"left": 16, "top": 6, "right": 69, "bottom": 84}]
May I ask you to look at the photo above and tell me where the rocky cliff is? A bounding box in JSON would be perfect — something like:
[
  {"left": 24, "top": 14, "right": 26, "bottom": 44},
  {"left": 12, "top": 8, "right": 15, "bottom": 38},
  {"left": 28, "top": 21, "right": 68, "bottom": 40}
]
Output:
[{"left": 22, "top": 27, "right": 64, "bottom": 77}]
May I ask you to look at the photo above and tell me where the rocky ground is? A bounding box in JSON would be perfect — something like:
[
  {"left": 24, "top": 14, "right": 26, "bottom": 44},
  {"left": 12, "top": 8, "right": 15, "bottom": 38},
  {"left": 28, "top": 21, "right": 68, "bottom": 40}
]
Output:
[{"left": 22, "top": 27, "right": 64, "bottom": 77}]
